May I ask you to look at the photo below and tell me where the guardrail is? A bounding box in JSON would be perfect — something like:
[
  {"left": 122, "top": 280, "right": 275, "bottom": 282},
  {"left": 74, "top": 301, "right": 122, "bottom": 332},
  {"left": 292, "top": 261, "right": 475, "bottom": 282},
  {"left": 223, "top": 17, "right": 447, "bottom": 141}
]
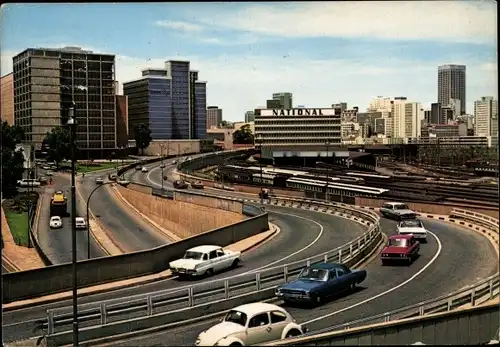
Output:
[
  {"left": 264, "top": 209, "right": 500, "bottom": 345},
  {"left": 44, "top": 200, "right": 382, "bottom": 345},
  {"left": 450, "top": 208, "right": 499, "bottom": 234}
]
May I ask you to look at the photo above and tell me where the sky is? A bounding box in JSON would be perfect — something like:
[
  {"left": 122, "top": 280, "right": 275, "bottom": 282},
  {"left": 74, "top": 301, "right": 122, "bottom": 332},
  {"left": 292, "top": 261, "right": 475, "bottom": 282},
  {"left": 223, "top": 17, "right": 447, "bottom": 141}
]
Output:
[{"left": 0, "top": 2, "right": 497, "bottom": 122}]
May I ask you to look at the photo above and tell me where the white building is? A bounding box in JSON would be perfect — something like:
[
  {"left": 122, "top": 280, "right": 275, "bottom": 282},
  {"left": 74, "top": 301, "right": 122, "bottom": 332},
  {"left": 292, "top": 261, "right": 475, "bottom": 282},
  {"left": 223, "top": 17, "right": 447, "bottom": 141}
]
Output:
[
  {"left": 448, "top": 98, "right": 461, "bottom": 120},
  {"left": 392, "top": 100, "right": 423, "bottom": 140},
  {"left": 474, "top": 96, "right": 498, "bottom": 137},
  {"left": 367, "top": 96, "right": 393, "bottom": 112}
]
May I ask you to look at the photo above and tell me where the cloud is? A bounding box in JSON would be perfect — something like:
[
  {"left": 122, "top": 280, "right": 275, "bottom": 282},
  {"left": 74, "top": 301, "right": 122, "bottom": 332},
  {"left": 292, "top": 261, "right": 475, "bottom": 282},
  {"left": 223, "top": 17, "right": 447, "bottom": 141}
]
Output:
[
  {"left": 155, "top": 20, "right": 202, "bottom": 32},
  {"left": 191, "top": 1, "right": 497, "bottom": 44}
]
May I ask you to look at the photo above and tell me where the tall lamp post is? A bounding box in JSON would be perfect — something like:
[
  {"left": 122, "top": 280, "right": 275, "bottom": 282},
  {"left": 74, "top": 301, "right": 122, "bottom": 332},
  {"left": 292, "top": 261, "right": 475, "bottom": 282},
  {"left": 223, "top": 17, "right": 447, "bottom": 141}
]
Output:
[
  {"left": 159, "top": 143, "right": 167, "bottom": 190},
  {"left": 67, "top": 102, "right": 79, "bottom": 347},
  {"left": 256, "top": 134, "right": 264, "bottom": 205},
  {"left": 325, "top": 140, "right": 330, "bottom": 202}
]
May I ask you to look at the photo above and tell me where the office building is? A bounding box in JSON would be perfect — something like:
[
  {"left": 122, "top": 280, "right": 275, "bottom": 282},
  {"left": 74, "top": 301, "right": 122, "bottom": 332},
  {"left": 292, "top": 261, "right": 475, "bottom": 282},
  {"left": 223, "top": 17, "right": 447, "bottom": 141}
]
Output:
[
  {"left": 438, "top": 64, "right": 466, "bottom": 115},
  {"left": 341, "top": 107, "right": 359, "bottom": 122},
  {"left": 115, "top": 95, "right": 128, "bottom": 148},
  {"left": 266, "top": 99, "right": 281, "bottom": 109},
  {"left": 474, "top": 96, "right": 498, "bottom": 137},
  {"left": 254, "top": 107, "right": 341, "bottom": 160},
  {"left": 392, "top": 100, "right": 423, "bottom": 139},
  {"left": 206, "top": 106, "right": 223, "bottom": 129},
  {"left": 272, "top": 92, "right": 293, "bottom": 109},
  {"left": 421, "top": 123, "right": 467, "bottom": 138},
  {"left": 1, "top": 73, "right": 14, "bottom": 124},
  {"left": 124, "top": 60, "right": 207, "bottom": 141},
  {"left": 12, "top": 46, "right": 116, "bottom": 152},
  {"left": 244, "top": 110, "right": 255, "bottom": 123},
  {"left": 357, "top": 111, "right": 390, "bottom": 137},
  {"left": 424, "top": 109, "right": 431, "bottom": 124},
  {"left": 367, "top": 96, "right": 393, "bottom": 112},
  {"left": 332, "top": 102, "right": 348, "bottom": 113}
]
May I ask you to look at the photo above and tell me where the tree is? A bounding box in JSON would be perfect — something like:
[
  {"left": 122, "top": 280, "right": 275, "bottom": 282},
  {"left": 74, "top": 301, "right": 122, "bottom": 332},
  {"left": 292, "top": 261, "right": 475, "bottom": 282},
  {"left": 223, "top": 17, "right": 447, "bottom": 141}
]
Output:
[
  {"left": 134, "top": 124, "right": 152, "bottom": 155},
  {"left": 43, "top": 126, "right": 72, "bottom": 165},
  {"left": 1, "top": 121, "right": 26, "bottom": 197},
  {"left": 233, "top": 124, "right": 254, "bottom": 144}
]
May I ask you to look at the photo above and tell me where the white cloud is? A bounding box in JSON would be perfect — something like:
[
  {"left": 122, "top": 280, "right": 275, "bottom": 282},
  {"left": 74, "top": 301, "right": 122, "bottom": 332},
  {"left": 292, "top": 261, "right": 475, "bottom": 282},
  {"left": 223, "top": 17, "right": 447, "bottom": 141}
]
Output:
[
  {"left": 155, "top": 20, "right": 202, "bottom": 32},
  {"left": 191, "top": 1, "right": 497, "bottom": 44}
]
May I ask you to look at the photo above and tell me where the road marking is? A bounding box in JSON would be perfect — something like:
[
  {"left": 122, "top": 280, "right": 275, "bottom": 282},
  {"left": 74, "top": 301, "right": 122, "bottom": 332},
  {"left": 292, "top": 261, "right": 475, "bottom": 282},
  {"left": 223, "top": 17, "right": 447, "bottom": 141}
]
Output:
[{"left": 302, "top": 229, "right": 442, "bottom": 325}]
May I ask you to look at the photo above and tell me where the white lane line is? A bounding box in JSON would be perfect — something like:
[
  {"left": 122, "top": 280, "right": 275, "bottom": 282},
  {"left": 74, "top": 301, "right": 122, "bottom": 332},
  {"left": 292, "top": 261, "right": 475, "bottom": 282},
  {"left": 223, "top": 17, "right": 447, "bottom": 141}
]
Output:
[
  {"left": 146, "top": 165, "right": 163, "bottom": 188},
  {"left": 303, "top": 230, "right": 443, "bottom": 325}
]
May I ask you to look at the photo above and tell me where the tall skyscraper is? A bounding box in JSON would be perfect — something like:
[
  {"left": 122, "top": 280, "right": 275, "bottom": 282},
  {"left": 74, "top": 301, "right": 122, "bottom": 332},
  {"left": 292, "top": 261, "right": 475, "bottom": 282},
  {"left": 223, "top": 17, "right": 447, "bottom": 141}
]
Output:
[
  {"left": 12, "top": 46, "right": 117, "bottom": 151},
  {"left": 1, "top": 73, "right": 14, "bottom": 125},
  {"left": 124, "top": 60, "right": 207, "bottom": 140},
  {"left": 474, "top": 96, "right": 498, "bottom": 137},
  {"left": 438, "top": 64, "right": 466, "bottom": 115},
  {"left": 272, "top": 92, "right": 293, "bottom": 109},
  {"left": 206, "top": 106, "right": 222, "bottom": 128}
]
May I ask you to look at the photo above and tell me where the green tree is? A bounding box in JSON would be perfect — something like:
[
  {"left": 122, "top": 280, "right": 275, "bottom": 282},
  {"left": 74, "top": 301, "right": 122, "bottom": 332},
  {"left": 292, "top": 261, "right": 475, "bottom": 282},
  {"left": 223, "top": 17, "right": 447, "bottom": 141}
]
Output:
[
  {"left": 134, "top": 124, "right": 152, "bottom": 155},
  {"left": 43, "top": 126, "right": 72, "bottom": 165},
  {"left": 1, "top": 121, "right": 26, "bottom": 197},
  {"left": 233, "top": 124, "right": 254, "bottom": 144}
]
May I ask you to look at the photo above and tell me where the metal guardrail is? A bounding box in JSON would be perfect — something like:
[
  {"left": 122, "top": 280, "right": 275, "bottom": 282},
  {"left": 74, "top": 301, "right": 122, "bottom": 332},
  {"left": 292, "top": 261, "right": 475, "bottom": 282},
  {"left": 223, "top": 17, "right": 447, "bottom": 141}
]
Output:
[
  {"left": 451, "top": 208, "right": 499, "bottom": 234},
  {"left": 46, "top": 199, "right": 381, "bottom": 335}
]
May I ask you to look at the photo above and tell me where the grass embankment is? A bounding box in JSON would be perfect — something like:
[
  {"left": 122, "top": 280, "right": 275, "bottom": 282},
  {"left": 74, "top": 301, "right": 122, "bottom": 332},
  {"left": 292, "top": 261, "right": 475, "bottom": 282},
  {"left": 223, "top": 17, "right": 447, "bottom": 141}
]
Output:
[
  {"left": 75, "top": 162, "right": 118, "bottom": 173},
  {"left": 2, "top": 193, "right": 37, "bottom": 247}
]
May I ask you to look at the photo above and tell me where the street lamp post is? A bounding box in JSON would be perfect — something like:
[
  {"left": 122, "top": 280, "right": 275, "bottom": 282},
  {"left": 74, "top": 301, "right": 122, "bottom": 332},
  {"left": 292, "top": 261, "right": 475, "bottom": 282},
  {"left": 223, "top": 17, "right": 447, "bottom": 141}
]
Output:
[
  {"left": 159, "top": 143, "right": 167, "bottom": 190},
  {"left": 256, "top": 134, "right": 264, "bottom": 205},
  {"left": 325, "top": 140, "right": 330, "bottom": 202},
  {"left": 67, "top": 103, "right": 79, "bottom": 347}
]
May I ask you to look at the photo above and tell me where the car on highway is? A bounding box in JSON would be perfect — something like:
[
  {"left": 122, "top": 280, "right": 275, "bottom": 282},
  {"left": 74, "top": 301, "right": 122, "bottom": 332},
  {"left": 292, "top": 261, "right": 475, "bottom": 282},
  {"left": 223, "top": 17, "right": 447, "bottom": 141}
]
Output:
[
  {"left": 108, "top": 173, "right": 118, "bottom": 181},
  {"left": 117, "top": 179, "right": 130, "bottom": 186},
  {"left": 45, "top": 170, "right": 54, "bottom": 176},
  {"left": 195, "top": 303, "right": 303, "bottom": 346},
  {"left": 141, "top": 166, "right": 148, "bottom": 172},
  {"left": 275, "top": 263, "right": 367, "bottom": 306},
  {"left": 191, "top": 180, "right": 204, "bottom": 189},
  {"left": 160, "top": 163, "right": 166, "bottom": 168},
  {"left": 135, "top": 165, "right": 142, "bottom": 170},
  {"left": 95, "top": 177, "right": 104, "bottom": 184},
  {"left": 172, "top": 160, "right": 177, "bottom": 165},
  {"left": 381, "top": 234, "right": 420, "bottom": 265},
  {"left": 42, "top": 165, "right": 52, "bottom": 170},
  {"left": 173, "top": 180, "right": 188, "bottom": 189},
  {"left": 397, "top": 219, "right": 427, "bottom": 242},
  {"left": 17, "top": 179, "right": 41, "bottom": 187},
  {"left": 49, "top": 216, "right": 63, "bottom": 229},
  {"left": 75, "top": 217, "right": 87, "bottom": 229},
  {"left": 380, "top": 202, "right": 418, "bottom": 221},
  {"left": 169, "top": 245, "right": 241, "bottom": 278}
]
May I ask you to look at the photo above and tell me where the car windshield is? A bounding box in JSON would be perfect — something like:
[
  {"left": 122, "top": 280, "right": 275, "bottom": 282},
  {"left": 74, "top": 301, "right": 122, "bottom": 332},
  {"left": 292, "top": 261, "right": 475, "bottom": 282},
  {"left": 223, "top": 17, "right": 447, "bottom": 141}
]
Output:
[
  {"left": 389, "top": 238, "right": 408, "bottom": 247},
  {"left": 224, "top": 310, "right": 248, "bottom": 327},
  {"left": 298, "top": 267, "right": 328, "bottom": 281},
  {"left": 400, "top": 220, "right": 422, "bottom": 228},
  {"left": 51, "top": 217, "right": 61, "bottom": 222},
  {"left": 394, "top": 204, "right": 409, "bottom": 210},
  {"left": 183, "top": 251, "right": 204, "bottom": 260}
]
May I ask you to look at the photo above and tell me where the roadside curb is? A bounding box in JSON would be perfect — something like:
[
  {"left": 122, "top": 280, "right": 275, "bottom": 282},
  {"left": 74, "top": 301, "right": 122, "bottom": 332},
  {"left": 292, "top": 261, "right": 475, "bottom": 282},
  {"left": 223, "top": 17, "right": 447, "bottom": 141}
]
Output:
[
  {"left": 238, "top": 223, "right": 281, "bottom": 254},
  {"left": 2, "top": 255, "right": 21, "bottom": 272}
]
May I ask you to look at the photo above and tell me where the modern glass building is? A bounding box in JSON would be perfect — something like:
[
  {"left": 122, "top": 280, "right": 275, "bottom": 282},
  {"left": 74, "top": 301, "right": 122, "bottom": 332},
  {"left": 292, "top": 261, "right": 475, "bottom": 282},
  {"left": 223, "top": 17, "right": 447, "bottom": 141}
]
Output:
[{"left": 124, "top": 60, "right": 206, "bottom": 140}]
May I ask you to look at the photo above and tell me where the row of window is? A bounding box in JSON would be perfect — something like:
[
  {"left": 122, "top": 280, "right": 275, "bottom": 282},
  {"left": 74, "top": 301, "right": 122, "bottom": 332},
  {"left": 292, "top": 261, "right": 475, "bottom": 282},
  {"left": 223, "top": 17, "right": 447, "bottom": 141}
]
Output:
[{"left": 260, "top": 139, "right": 341, "bottom": 144}]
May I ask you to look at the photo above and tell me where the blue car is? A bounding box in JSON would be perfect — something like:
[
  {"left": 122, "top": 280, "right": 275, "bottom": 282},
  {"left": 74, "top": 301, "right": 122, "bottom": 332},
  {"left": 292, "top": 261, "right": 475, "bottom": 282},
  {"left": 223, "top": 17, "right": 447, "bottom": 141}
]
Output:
[{"left": 275, "top": 263, "right": 367, "bottom": 306}]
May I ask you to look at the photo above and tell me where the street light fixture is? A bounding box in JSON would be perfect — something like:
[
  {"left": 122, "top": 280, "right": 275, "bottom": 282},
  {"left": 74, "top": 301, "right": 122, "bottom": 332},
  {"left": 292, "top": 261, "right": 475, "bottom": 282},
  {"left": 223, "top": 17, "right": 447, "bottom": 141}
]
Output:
[
  {"left": 256, "top": 134, "right": 264, "bottom": 205},
  {"left": 325, "top": 140, "right": 330, "bottom": 202},
  {"left": 67, "top": 102, "right": 79, "bottom": 347}
]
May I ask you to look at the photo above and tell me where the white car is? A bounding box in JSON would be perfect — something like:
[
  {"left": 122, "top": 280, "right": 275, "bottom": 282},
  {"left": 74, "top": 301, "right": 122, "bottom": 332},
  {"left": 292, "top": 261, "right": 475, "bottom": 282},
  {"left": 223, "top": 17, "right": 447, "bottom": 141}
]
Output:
[
  {"left": 141, "top": 166, "right": 148, "bottom": 172},
  {"left": 195, "top": 303, "right": 304, "bottom": 346},
  {"left": 169, "top": 245, "right": 241, "bottom": 278},
  {"left": 75, "top": 217, "right": 86, "bottom": 229},
  {"left": 380, "top": 202, "right": 418, "bottom": 221},
  {"left": 49, "top": 216, "right": 63, "bottom": 229},
  {"left": 45, "top": 170, "right": 54, "bottom": 176},
  {"left": 397, "top": 219, "right": 428, "bottom": 242}
]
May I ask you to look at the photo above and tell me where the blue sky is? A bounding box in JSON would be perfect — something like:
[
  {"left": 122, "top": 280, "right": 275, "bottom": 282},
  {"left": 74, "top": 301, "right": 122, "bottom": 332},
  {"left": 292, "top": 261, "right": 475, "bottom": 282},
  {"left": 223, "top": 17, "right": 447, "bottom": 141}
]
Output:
[{"left": 1, "top": 2, "right": 497, "bottom": 121}]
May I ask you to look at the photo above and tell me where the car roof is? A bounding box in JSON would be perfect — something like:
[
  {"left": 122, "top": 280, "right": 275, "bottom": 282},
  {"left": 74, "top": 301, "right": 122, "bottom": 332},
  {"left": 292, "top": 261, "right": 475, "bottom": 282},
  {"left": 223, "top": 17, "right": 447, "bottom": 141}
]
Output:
[
  {"left": 75, "top": 217, "right": 85, "bottom": 221},
  {"left": 233, "top": 302, "right": 285, "bottom": 316},
  {"left": 389, "top": 234, "right": 413, "bottom": 239},
  {"left": 385, "top": 202, "right": 408, "bottom": 205},
  {"left": 50, "top": 216, "right": 61, "bottom": 219},
  {"left": 310, "top": 262, "right": 345, "bottom": 270},
  {"left": 188, "top": 245, "right": 222, "bottom": 253}
]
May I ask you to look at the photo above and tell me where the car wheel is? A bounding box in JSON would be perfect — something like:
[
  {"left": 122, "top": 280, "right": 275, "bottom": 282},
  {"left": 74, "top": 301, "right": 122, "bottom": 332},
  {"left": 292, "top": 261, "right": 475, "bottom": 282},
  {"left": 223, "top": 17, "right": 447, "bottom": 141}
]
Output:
[
  {"left": 205, "top": 269, "right": 214, "bottom": 277},
  {"left": 232, "top": 259, "right": 240, "bottom": 268},
  {"left": 285, "top": 329, "right": 302, "bottom": 338}
]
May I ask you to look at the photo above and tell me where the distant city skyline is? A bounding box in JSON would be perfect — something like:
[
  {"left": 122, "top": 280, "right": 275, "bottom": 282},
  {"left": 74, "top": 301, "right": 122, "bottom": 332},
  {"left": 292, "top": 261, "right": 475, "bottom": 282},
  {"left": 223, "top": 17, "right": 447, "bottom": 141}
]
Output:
[{"left": 0, "top": 2, "right": 496, "bottom": 121}]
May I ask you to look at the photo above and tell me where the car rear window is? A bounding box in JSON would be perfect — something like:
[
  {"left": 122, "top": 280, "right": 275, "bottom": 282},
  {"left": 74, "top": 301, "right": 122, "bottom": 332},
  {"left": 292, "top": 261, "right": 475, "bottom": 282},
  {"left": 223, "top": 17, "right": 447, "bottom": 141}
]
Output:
[{"left": 389, "top": 238, "right": 408, "bottom": 247}]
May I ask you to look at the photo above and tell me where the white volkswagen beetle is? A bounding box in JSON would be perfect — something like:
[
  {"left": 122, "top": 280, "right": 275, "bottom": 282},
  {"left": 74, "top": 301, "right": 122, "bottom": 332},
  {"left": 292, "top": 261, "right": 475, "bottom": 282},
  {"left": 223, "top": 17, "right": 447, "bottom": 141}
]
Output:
[
  {"left": 49, "top": 216, "right": 63, "bottom": 229},
  {"left": 397, "top": 218, "right": 428, "bottom": 242},
  {"left": 195, "top": 303, "right": 303, "bottom": 346}
]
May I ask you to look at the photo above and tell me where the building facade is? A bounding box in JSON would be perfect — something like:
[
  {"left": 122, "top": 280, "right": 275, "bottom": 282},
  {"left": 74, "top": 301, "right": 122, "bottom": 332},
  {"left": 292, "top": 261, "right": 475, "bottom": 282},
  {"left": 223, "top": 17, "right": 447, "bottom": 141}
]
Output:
[
  {"left": 1, "top": 73, "right": 14, "bottom": 125},
  {"left": 115, "top": 95, "right": 128, "bottom": 148},
  {"left": 367, "top": 96, "right": 393, "bottom": 112},
  {"left": 474, "top": 96, "right": 498, "bottom": 137},
  {"left": 254, "top": 107, "right": 341, "bottom": 159},
  {"left": 206, "top": 106, "right": 222, "bottom": 129},
  {"left": 124, "top": 60, "right": 207, "bottom": 141},
  {"left": 272, "top": 92, "right": 293, "bottom": 109},
  {"left": 438, "top": 64, "right": 466, "bottom": 115},
  {"left": 421, "top": 123, "right": 467, "bottom": 138},
  {"left": 392, "top": 100, "right": 423, "bottom": 139},
  {"left": 12, "top": 46, "right": 116, "bottom": 151},
  {"left": 244, "top": 110, "right": 255, "bottom": 123}
]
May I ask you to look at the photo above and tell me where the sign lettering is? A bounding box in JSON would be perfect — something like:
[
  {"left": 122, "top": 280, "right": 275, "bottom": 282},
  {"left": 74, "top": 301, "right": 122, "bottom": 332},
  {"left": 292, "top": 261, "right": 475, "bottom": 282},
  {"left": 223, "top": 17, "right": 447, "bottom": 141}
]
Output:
[{"left": 272, "top": 109, "right": 324, "bottom": 116}]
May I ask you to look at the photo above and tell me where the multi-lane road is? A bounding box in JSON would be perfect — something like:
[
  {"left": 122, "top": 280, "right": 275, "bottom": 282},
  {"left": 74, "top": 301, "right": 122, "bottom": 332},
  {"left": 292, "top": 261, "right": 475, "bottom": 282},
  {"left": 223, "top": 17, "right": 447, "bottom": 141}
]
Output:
[{"left": 2, "top": 157, "right": 498, "bottom": 346}]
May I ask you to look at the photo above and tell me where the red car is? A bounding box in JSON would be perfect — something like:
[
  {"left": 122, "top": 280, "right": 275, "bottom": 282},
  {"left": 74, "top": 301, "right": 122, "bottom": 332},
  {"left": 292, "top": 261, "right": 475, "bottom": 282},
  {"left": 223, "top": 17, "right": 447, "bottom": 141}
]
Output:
[{"left": 381, "top": 234, "right": 420, "bottom": 265}]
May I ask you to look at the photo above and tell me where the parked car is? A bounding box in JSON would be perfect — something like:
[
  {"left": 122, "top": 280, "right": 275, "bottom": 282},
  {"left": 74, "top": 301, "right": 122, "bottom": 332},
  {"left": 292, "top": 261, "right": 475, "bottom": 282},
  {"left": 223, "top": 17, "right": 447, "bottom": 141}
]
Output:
[
  {"left": 275, "top": 263, "right": 367, "bottom": 306},
  {"left": 17, "top": 179, "right": 41, "bottom": 187},
  {"left": 169, "top": 245, "right": 241, "bottom": 278},
  {"left": 75, "top": 217, "right": 87, "bottom": 229},
  {"left": 195, "top": 303, "right": 303, "bottom": 346},
  {"left": 380, "top": 202, "right": 418, "bottom": 221},
  {"left": 397, "top": 219, "right": 428, "bottom": 242},
  {"left": 49, "top": 216, "right": 63, "bottom": 229},
  {"left": 141, "top": 166, "right": 148, "bottom": 172},
  {"left": 381, "top": 234, "right": 420, "bottom": 265},
  {"left": 173, "top": 180, "right": 188, "bottom": 189},
  {"left": 191, "top": 180, "right": 204, "bottom": 189},
  {"left": 95, "top": 177, "right": 104, "bottom": 184}
]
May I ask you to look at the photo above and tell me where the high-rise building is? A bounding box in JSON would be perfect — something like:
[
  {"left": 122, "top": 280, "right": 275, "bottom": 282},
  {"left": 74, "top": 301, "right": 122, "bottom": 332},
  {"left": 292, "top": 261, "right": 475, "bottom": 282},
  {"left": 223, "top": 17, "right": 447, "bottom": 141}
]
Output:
[
  {"left": 1, "top": 73, "right": 14, "bottom": 125},
  {"left": 474, "top": 96, "right": 498, "bottom": 137},
  {"left": 272, "top": 92, "right": 293, "bottom": 109},
  {"left": 124, "top": 60, "right": 207, "bottom": 140},
  {"left": 206, "top": 106, "right": 222, "bottom": 129},
  {"left": 367, "top": 97, "right": 393, "bottom": 112},
  {"left": 115, "top": 95, "right": 128, "bottom": 148},
  {"left": 244, "top": 110, "right": 255, "bottom": 123},
  {"left": 12, "top": 46, "right": 116, "bottom": 151},
  {"left": 438, "top": 64, "right": 466, "bottom": 115},
  {"left": 424, "top": 109, "right": 431, "bottom": 124},
  {"left": 266, "top": 99, "right": 281, "bottom": 109},
  {"left": 392, "top": 100, "right": 423, "bottom": 139},
  {"left": 332, "top": 102, "right": 347, "bottom": 113}
]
